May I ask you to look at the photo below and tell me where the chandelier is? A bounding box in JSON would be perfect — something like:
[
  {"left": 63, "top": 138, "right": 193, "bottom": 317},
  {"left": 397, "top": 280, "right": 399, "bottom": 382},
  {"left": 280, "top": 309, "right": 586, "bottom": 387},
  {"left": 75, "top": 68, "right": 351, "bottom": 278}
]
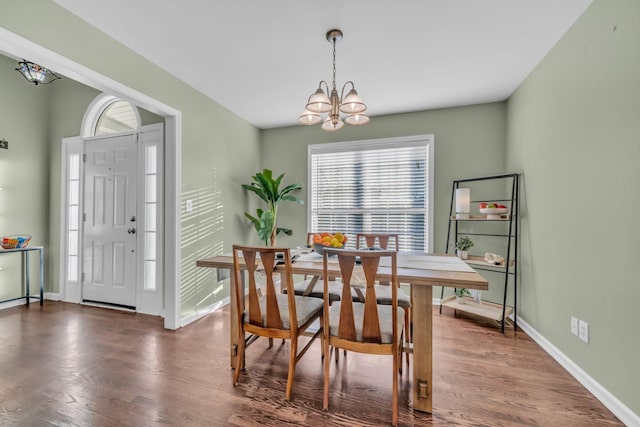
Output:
[
  {"left": 15, "top": 60, "right": 62, "bottom": 86},
  {"left": 298, "top": 29, "right": 369, "bottom": 131}
]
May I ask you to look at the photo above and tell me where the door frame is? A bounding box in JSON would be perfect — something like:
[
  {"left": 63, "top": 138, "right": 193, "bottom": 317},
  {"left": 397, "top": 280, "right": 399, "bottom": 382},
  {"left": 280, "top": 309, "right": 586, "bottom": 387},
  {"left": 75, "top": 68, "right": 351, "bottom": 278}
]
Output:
[{"left": 0, "top": 28, "right": 181, "bottom": 329}]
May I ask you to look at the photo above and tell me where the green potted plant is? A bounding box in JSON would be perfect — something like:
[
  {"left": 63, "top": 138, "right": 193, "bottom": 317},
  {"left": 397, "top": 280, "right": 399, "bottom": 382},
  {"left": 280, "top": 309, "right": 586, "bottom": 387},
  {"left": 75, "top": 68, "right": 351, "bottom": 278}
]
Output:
[
  {"left": 454, "top": 287, "right": 471, "bottom": 304},
  {"left": 455, "top": 236, "right": 474, "bottom": 259},
  {"left": 242, "top": 169, "right": 303, "bottom": 246}
]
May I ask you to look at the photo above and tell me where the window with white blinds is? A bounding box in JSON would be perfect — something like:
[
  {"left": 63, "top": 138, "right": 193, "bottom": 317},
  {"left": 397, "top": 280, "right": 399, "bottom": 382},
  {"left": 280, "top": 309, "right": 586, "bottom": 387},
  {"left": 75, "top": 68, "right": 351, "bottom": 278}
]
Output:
[{"left": 308, "top": 135, "right": 434, "bottom": 252}]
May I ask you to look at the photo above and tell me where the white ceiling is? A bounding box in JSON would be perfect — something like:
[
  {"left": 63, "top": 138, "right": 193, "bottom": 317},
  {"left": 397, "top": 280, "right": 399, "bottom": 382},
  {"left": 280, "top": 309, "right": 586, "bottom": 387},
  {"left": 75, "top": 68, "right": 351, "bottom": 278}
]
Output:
[{"left": 53, "top": 0, "right": 592, "bottom": 130}]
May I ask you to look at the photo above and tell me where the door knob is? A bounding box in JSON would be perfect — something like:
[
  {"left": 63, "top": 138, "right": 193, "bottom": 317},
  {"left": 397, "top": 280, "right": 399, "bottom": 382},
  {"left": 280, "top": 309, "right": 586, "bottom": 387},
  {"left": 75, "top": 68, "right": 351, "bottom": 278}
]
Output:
[{"left": 128, "top": 228, "right": 136, "bottom": 234}]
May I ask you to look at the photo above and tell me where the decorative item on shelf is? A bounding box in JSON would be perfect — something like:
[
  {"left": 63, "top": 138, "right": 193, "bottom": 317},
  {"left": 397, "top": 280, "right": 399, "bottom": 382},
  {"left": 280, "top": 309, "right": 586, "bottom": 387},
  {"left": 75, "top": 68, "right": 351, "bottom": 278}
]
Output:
[
  {"left": 1, "top": 234, "right": 31, "bottom": 249},
  {"left": 312, "top": 232, "right": 346, "bottom": 256},
  {"left": 479, "top": 202, "right": 508, "bottom": 219},
  {"left": 455, "top": 188, "right": 471, "bottom": 219},
  {"left": 455, "top": 236, "right": 473, "bottom": 259},
  {"left": 15, "top": 60, "right": 62, "bottom": 86},
  {"left": 242, "top": 169, "right": 303, "bottom": 246},
  {"left": 454, "top": 288, "right": 471, "bottom": 304},
  {"left": 484, "top": 252, "right": 506, "bottom": 266},
  {"left": 298, "top": 29, "right": 369, "bottom": 131}
]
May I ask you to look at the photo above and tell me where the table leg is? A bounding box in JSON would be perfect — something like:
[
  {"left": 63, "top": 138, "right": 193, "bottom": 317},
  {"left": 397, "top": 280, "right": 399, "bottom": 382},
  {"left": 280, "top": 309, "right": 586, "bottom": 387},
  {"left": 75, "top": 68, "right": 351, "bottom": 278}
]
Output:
[
  {"left": 39, "top": 248, "right": 44, "bottom": 305},
  {"left": 229, "top": 267, "right": 238, "bottom": 369},
  {"left": 24, "top": 252, "right": 30, "bottom": 306},
  {"left": 411, "top": 284, "right": 433, "bottom": 413}
]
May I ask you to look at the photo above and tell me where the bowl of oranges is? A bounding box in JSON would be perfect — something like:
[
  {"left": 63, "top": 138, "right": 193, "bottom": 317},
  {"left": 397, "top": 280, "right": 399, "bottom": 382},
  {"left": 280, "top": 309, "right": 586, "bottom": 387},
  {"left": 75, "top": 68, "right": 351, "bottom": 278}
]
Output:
[{"left": 312, "top": 232, "right": 347, "bottom": 256}]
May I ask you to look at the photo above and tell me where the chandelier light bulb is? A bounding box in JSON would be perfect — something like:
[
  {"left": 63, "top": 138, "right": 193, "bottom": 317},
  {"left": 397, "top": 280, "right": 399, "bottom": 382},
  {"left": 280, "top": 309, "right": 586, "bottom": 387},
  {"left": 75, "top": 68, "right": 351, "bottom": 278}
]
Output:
[
  {"left": 344, "top": 112, "right": 370, "bottom": 126},
  {"left": 298, "top": 109, "right": 322, "bottom": 125},
  {"left": 340, "top": 88, "right": 366, "bottom": 114},
  {"left": 321, "top": 116, "right": 344, "bottom": 131},
  {"left": 306, "top": 88, "right": 332, "bottom": 113}
]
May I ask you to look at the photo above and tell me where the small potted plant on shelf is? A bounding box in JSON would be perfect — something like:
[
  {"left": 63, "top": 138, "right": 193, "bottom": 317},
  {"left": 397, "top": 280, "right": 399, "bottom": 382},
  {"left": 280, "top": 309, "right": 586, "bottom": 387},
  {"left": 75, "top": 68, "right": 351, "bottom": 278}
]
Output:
[
  {"left": 455, "top": 236, "right": 474, "bottom": 259},
  {"left": 455, "top": 288, "right": 471, "bottom": 304}
]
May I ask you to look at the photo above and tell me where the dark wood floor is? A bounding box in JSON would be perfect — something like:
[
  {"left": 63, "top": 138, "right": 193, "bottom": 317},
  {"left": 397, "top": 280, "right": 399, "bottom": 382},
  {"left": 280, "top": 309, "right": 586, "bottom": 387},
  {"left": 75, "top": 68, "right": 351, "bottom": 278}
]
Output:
[{"left": 0, "top": 301, "right": 622, "bottom": 426}]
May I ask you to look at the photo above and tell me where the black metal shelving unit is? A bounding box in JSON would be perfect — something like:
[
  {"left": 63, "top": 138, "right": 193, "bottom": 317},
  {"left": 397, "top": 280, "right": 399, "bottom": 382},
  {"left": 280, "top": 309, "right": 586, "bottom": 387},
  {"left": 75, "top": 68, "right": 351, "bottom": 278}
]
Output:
[{"left": 439, "top": 173, "right": 519, "bottom": 333}]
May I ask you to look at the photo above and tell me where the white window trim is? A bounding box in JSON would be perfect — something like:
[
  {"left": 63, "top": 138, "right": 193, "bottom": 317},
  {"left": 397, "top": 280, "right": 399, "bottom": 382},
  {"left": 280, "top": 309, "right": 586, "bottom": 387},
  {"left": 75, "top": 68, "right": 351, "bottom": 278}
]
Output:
[{"left": 307, "top": 134, "right": 435, "bottom": 252}]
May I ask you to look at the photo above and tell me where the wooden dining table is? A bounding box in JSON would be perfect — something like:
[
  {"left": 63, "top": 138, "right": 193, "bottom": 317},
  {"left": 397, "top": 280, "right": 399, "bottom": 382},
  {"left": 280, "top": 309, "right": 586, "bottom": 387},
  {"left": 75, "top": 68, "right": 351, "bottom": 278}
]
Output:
[{"left": 196, "top": 251, "right": 488, "bottom": 413}]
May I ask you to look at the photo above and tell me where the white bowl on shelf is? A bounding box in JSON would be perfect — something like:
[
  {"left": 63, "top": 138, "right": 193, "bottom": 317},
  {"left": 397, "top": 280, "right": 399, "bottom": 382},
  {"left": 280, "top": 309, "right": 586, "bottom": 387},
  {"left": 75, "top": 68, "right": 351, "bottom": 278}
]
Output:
[{"left": 479, "top": 207, "right": 508, "bottom": 219}]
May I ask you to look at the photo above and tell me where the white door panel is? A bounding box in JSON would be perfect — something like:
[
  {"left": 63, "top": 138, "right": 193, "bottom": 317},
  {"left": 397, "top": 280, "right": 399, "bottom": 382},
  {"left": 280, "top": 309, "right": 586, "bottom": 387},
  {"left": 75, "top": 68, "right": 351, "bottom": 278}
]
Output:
[{"left": 83, "top": 133, "right": 137, "bottom": 307}]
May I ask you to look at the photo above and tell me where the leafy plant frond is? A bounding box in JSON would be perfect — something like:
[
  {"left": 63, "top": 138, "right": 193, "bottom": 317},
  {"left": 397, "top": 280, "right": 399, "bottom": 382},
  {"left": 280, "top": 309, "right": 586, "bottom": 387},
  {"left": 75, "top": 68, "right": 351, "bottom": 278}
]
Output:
[{"left": 242, "top": 169, "right": 303, "bottom": 245}]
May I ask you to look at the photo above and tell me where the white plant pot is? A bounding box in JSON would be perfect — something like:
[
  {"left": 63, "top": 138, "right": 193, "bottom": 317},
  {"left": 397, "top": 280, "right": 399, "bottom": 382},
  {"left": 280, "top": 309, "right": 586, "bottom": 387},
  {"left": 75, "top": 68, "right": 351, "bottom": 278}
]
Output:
[
  {"left": 457, "top": 250, "right": 468, "bottom": 259},
  {"left": 456, "top": 295, "right": 466, "bottom": 304}
]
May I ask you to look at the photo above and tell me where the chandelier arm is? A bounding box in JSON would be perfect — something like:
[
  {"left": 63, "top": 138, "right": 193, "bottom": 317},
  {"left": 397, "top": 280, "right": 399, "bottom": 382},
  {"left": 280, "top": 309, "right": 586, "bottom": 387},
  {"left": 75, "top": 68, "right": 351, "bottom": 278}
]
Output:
[
  {"left": 306, "top": 80, "right": 331, "bottom": 104},
  {"left": 340, "top": 81, "right": 356, "bottom": 101},
  {"left": 318, "top": 80, "right": 330, "bottom": 95}
]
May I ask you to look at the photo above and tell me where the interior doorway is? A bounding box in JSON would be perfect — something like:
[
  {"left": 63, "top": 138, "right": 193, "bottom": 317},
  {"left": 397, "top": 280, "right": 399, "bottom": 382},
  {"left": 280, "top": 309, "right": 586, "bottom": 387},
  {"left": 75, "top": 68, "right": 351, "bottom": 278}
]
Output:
[{"left": 1, "top": 27, "right": 181, "bottom": 329}]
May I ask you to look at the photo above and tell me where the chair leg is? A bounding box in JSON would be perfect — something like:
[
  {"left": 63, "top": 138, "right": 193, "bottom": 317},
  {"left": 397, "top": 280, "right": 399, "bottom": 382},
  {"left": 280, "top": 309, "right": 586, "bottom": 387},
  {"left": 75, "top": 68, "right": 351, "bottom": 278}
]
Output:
[
  {"left": 285, "top": 337, "right": 297, "bottom": 401},
  {"left": 392, "top": 345, "right": 399, "bottom": 427},
  {"left": 234, "top": 331, "right": 246, "bottom": 386},
  {"left": 268, "top": 338, "right": 273, "bottom": 348},
  {"left": 323, "top": 341, "right": 331, "bottom": 411},
  {"left": 404, "top": 308, "right": 411, "bottom": 367}
]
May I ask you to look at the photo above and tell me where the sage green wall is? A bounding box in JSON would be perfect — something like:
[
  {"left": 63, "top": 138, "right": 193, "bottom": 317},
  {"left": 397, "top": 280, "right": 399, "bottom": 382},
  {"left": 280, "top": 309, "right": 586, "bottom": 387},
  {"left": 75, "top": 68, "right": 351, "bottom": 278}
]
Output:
[
  {"left": 261, "top": 103, "right": 511, "bottom": 304},
  {"left": 507, "top": 0, "right": 639, "bottom": 416},
  {"left": 1, "top": 1, "right": 261, "bottom": 318},
  {"left": 0, "top": 54, "right": 49, "bottom": 301}
]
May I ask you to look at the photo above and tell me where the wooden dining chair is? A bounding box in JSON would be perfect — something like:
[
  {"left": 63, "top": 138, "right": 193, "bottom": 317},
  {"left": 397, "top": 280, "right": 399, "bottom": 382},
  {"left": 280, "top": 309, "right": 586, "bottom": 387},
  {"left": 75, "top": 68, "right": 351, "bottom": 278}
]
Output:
[
  {"left": 231, "top": 245, "right": 324, "bottom": 401},
  {"left": 356, "top": 233, "right": 411, "bottom": 363},
  {"left": 322, "top": 248, "right": 403, "bottom": 427}
]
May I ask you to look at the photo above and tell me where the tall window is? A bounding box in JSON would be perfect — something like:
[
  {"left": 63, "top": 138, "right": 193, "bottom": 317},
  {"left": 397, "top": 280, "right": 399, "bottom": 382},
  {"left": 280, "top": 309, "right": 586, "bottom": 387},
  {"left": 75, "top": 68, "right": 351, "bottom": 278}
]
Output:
[{"left": 308, "top": 135, "right": 434, "bottom": 252}]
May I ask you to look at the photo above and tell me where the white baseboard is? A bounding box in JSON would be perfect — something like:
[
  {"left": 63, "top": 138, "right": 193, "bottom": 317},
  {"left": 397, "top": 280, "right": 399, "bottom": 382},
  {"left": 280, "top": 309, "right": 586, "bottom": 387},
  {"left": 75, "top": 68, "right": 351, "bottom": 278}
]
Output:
[
  {"left": 180, "top": 296, "right": 230, "bottom": 328},
  {"left": 0, "top": 298, "right": 31, "bottom": 310},
  {"left": 45, "top": 292, "right": 60, "bottom": 301},
  {"left": 516, "top": 316, "right": 639, "bottom": 427}
]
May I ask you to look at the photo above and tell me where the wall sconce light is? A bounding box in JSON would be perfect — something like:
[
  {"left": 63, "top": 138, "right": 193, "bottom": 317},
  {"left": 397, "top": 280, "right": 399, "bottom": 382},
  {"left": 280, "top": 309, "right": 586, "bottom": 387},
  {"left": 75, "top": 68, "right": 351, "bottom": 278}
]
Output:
[
  {"left": 455, "top": 188, "right": 471, "bottom": 219},
  {"left": 15, "top": 60, "right": 62, "bottom": 86}
]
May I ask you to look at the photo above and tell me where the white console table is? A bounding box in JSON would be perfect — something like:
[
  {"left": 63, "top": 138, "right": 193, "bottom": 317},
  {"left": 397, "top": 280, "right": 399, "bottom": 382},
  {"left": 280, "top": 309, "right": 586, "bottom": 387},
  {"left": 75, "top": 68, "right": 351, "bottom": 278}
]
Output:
[{"left": 0, "top": 246, "right": 44, "bottom": 306}]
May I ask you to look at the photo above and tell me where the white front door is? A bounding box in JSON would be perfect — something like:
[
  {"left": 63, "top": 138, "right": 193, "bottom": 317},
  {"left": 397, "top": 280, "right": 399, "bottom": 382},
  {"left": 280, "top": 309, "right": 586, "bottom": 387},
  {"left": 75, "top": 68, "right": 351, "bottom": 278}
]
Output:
[{"left": 82, "top": 133, "right": 138, "bottom": 307}]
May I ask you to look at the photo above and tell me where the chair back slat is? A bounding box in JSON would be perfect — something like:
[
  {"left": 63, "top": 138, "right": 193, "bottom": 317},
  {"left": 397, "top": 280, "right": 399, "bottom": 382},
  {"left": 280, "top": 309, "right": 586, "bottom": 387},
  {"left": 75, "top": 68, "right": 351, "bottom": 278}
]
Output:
[
  {"left": 334, "top": 254, "right": 357, "bottom": 340},
  {"left": 356, "top": 233, "right": 399, "bottom": 251},
  {"left": 243, "top": 250, "right": 263, "bottom": 326},
  {"left": 361, "top": 255, "right": 382, "bottom": 343},
  {"left": 260, "top": 251, "right": 284, "bottom": 329}
]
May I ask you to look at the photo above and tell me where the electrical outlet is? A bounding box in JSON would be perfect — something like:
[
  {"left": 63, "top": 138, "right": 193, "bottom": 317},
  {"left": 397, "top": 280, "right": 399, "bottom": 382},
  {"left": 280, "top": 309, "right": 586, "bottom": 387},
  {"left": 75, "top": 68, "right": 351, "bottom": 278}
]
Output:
[
  {"left": 578, "top": 319, "right": 589, "bottom": 343},
  {"left": 571, "top": 317, "right": 578, "bottom": 336},
  {"left": 185, "top": 199, "right": 193, "bottom": 213}
]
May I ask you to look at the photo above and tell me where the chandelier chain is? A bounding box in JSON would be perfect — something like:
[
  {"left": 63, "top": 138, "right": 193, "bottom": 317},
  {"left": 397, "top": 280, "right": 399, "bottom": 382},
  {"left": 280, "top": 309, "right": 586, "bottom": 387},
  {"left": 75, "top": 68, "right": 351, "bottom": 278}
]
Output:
[{"left": 332, "top": 37, "right": 337, "bottom": 90}]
